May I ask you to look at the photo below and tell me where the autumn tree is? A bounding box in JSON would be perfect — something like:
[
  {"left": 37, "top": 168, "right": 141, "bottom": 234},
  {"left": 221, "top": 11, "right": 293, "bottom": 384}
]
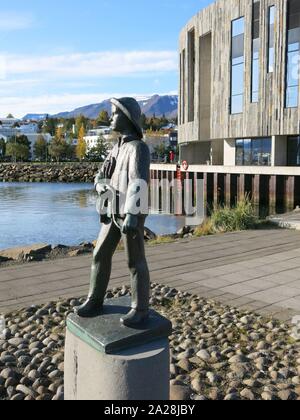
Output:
[
  {"left": 42, "top": 117, "right": 58, "bottom": 136},
  {"left": 48, "top": 127, "right": 68, "bottom": 162},
  {"left": 6, "top": 137, "right": 31, "bottom": 162},
  {"left": 65, "top": 137, "right": 76, "bottom": 161},
  {"left": 140, "top": 113, "right": 147, "bottom": 130},
  {"left": 16, "top": 135, "right": 31, "bottom": 149},
  {"left": 64, "top": 117, "right": 76, "bottom": 132},
  {"left": 96, "top": 110, "right": 110, "bottom": 127},
  {"left": 86, "top": 136, "right": 109, "bottom": 162},
  {"left": 75, "top": 115, "right": 88, "bottom": 135},
  {"left": 33, "top": 135, "right": 48, "bottom": 161},
  {"left": 0, "top": 138, "right": 6, "bottom": 159},
  {"left": 5, "top": 135, "right": 31, "bottom": 162},
  {"left": 76, "top": 125, "right": 87, "bottom": 161}
]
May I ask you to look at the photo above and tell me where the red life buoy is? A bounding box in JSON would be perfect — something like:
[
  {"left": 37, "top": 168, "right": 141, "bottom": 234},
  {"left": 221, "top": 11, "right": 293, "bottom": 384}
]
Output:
[{"left": 182, "top": 160, "right": 189, "bottom": 171}]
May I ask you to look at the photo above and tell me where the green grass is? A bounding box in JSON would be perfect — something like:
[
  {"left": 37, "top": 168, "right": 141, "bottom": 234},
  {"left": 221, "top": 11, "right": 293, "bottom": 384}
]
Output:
[
  {"left": 147, "top": 197, "right": 260, "bottom": 244},
  {"left": 193, "top": 219, "right": 215, "bottom": 237},
  {"left": 147, "top": 236, "right": 176, "bottom": 246},
  {"left": 195, "top": 196, "right": 259, "bottom": 236},
  {"left": 211, "top": 196, "right": 259, "bottom": 233}
]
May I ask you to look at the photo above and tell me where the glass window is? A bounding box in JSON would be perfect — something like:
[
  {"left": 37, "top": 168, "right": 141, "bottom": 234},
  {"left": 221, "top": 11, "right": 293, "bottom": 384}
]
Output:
[
  {"left": 231, "top": 17, "right": 245, "bottom": 114},
  {"left": 252, "top": 139, "right": 262, "bottom": 165},
  {"left": 236, "top": 139, "right": 244, "bottom": 165},
  {"left": 286, "top": 86, "right": 299, "bottom": 107},
  {"left": 232, "top": 38, "right": 245, "bottom": 63},
  {"left": 288, "top": 136, "right": 300, "bottom": 165},
  {"left": 235, "top": 138, "right": 271, "bottom": 166},
  {"left": 252, "top": 57, "right": 259, "bottom": 102},
  {"left": 232, "top": 18, "right": 245, "bottom": 37},
  {"left": 285, "top": 0, "right": 300, "bottom": 108},
  {"left": 182, "top": 49, "right": 186, "bottom": 124},
  {"left": 261, "top": 138, "right": 272, "bottom": 165},
  {"left": 188, "top": 29, "right": 195, "bottom": 122},
  {"left": 251, "top": 2, "right": 260, "bottom": 102},
  {"left": 268, "top": 6, "right": 276, "bottom": 73},
  {"left": 231, "top": 94, "right": 244, "bottom": 115},
  {"left": 179, "top": 52, "right": 182, "bottom": 124},
  {"left": 244, "top": 139, "right": 252, "bottom": 165},
  {"left": 232, "top": 65, "right": 244, "bottom": 95}
]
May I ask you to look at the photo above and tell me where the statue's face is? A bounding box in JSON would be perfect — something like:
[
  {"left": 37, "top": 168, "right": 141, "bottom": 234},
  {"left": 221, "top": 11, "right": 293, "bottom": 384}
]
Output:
[{"left": 110, "top": 104, "right": 131, "bottom": 134}]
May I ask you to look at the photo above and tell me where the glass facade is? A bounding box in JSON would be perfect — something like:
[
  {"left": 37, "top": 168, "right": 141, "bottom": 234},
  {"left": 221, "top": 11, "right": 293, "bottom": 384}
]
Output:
[
  {"left": 231, "top": 17, "right": 245, "bottom": 114},
  {"left": 181, "top": 49, "right": 186, "bottom": 124},
  {"left": 268, "top": 6, "right": 275, "bottom": 73},
  {"left": 236, "top": 138, "right": 272, "bottom": 166},
  {"left": 288, "top": 136, "right": 300, "bottom": 165},
  {"left": 188, "top": 29, "right": 195, "bottom": 122},
  {"left": 286, "top": 0, "right": 300, "bottom": 108},
  {"left": 251, "top": 2, "right": 260, "bottom": 102}
]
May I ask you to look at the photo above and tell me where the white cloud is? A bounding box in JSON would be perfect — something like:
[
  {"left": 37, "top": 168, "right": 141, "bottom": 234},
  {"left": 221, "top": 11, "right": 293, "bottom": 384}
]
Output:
[
  {"left": 0, "top": 93, "right": 108, "bottom": 118},
  {"left": 0, "top": 12, "right": 34, "bottom": 31},
  {"left": 0, "top": 91, "right": 178, "bottom": 119},
  {"left": 0, "top": 79, "right": 40, "bottom": 88},
  {"left": 3, "top": 50, "right": 177, "bottom": 78},
  {"left": 0, "top": 50, "right": 178, "bottom": 117}
]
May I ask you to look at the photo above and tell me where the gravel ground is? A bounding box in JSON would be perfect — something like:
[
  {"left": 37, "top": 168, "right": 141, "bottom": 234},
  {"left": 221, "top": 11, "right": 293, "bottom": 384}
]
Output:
[{"left": 1, "top": 284, "right": 300, "bottom": 401}]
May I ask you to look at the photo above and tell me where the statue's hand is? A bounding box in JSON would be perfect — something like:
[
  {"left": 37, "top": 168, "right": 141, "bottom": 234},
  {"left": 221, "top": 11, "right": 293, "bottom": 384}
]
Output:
[
  {"left": 122, "top": 214, "right": 138, "bottom": 235},
  {"left": 96, "top": 183, "right": 108, "bottom": 196}
]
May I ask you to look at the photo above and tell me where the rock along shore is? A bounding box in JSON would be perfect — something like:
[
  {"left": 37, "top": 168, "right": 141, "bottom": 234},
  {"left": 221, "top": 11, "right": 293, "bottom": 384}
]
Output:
[
  {"left": 0, "top": 163, "right": 100, "bottom": 183},
  {"left": 0, "top": 228, "right": 158, "bottom": 267}
]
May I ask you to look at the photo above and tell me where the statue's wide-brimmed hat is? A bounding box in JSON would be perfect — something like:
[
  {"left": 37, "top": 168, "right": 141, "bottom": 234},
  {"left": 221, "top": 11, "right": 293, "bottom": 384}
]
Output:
[{"left": 110, "top": 97, "right": 143, "bottom": 139}]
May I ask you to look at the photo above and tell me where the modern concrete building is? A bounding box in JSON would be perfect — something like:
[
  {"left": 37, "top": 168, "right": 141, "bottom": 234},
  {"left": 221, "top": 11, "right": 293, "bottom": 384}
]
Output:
[
  {"left": 0, "top": 117, "right": 52, "bottom": 159},
  {"left": 84, "top": 127, "right": 113, "bottom": 153},
  {"left": 0, "top": 118, "right": 39, "bottom": 138},
  {"left": 179, "top": 0, "right": 300, "bottom": 168},
  {"left": 148, "top": 0, "right": 300, "bottom": 215}
]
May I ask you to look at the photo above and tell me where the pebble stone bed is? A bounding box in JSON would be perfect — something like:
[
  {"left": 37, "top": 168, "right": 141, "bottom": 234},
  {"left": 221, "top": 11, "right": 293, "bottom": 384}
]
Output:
[{"left": 1, "top": 284, "right": 300, "bottom": 401}]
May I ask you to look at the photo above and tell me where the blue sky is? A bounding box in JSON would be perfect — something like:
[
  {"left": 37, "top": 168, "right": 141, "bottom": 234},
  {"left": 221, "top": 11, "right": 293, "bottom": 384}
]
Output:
[{"left": 0, "top": 0, "right": 213, "bottom": 117}]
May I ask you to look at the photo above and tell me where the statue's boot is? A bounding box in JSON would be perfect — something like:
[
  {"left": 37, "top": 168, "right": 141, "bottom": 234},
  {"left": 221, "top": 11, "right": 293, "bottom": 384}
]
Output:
[
  {"left": 120, "top": 309, "right": 149, "bottom": 327},
  {"left": 75, "top": 220, "right": 121, "bottom": 318},
  {"left": 75, "top": 298, "right": 103, "bottom": 318}
]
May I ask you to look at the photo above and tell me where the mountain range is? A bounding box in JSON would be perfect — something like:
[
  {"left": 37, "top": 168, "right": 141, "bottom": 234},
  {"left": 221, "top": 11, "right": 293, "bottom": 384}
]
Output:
[
  {"left": 22, "top": 114, "right": 48, "bottom": 121},
  {"left": 23, "top": 95, "right": 178, "bottom": 120}
]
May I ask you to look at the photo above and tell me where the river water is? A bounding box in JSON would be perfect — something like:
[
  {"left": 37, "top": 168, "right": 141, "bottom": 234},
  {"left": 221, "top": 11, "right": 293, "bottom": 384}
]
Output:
[{"left": 0, "top": 183, "right": 186, "bottom": 250}]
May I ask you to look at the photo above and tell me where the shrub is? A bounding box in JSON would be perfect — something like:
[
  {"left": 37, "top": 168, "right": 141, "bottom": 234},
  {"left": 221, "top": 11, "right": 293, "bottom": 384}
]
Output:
[
  {"left": 193, "top": 219, "right": 214, "bottom": 237},
  {"left": 194, "top": 196, "right": 259, "bottom": 236},
  {"left": 211, "top": 196, "right": 258, "bottom": 233},
  {"left": 233, "top": 196, "right": 259, "bottom": 230}
]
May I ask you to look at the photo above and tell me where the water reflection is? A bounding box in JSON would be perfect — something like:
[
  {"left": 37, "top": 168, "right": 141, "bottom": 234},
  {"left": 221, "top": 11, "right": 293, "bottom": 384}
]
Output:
[
  {"left": 50, "top": 189, "right": 96, "bottom": 208},
  {"left": 0, "top": 183, "right": 186, "bottom": 250}
]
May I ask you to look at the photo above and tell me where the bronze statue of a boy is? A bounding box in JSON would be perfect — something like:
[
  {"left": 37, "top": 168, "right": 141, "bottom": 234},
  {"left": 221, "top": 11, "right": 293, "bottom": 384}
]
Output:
[{"left": 75, "top": 97, "right": 151, "bottom": 327}]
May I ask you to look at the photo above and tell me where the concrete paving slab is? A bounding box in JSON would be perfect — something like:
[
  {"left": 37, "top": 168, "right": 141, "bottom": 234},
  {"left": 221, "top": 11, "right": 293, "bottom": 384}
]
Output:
[{"left": 2, "top": 229, "right": 300, "bottom": 321}]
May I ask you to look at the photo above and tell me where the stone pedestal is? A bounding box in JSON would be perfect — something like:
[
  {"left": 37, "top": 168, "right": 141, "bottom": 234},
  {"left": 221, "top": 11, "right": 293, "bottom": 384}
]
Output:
[{"left": 64, "top": 297, "right": 172, "bottom": 401}]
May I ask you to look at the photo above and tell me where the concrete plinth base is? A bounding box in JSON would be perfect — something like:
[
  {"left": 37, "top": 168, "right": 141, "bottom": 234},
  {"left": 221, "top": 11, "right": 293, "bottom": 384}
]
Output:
[
  {"left": 64, "top": 297, "right": 172, "bottom": 400},
  {"left": 65, "top": 331, "right": 170, "bottom": 400}
]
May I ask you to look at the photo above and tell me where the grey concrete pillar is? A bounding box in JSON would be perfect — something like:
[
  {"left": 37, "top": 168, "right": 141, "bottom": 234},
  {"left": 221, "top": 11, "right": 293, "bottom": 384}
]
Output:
[
  {"left": 64, "top": 297, "right": 172, "bottom": 401},
  {"left": 65, "top": 332, "right": 170, "bottom": 400}
]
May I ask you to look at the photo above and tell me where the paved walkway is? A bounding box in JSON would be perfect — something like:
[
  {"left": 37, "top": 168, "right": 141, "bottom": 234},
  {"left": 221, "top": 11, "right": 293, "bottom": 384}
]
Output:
[
  {"left": 1, "top": 229, "right": 300, "bottom": 321},
  {"left": 269, "top": 209, "right": 300, "bottom": 231}
]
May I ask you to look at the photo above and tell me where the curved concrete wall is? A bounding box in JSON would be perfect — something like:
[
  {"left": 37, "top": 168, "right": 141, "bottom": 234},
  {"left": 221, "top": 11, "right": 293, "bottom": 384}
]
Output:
[{"left": 179, "top": 0, "right": 300, "bottom": 148}]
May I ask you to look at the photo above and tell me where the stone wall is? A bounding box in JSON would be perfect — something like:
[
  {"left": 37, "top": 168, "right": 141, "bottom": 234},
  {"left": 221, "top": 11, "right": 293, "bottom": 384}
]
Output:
[{"left": 0, "top": 163, "right": 101, "bottom": 183}]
